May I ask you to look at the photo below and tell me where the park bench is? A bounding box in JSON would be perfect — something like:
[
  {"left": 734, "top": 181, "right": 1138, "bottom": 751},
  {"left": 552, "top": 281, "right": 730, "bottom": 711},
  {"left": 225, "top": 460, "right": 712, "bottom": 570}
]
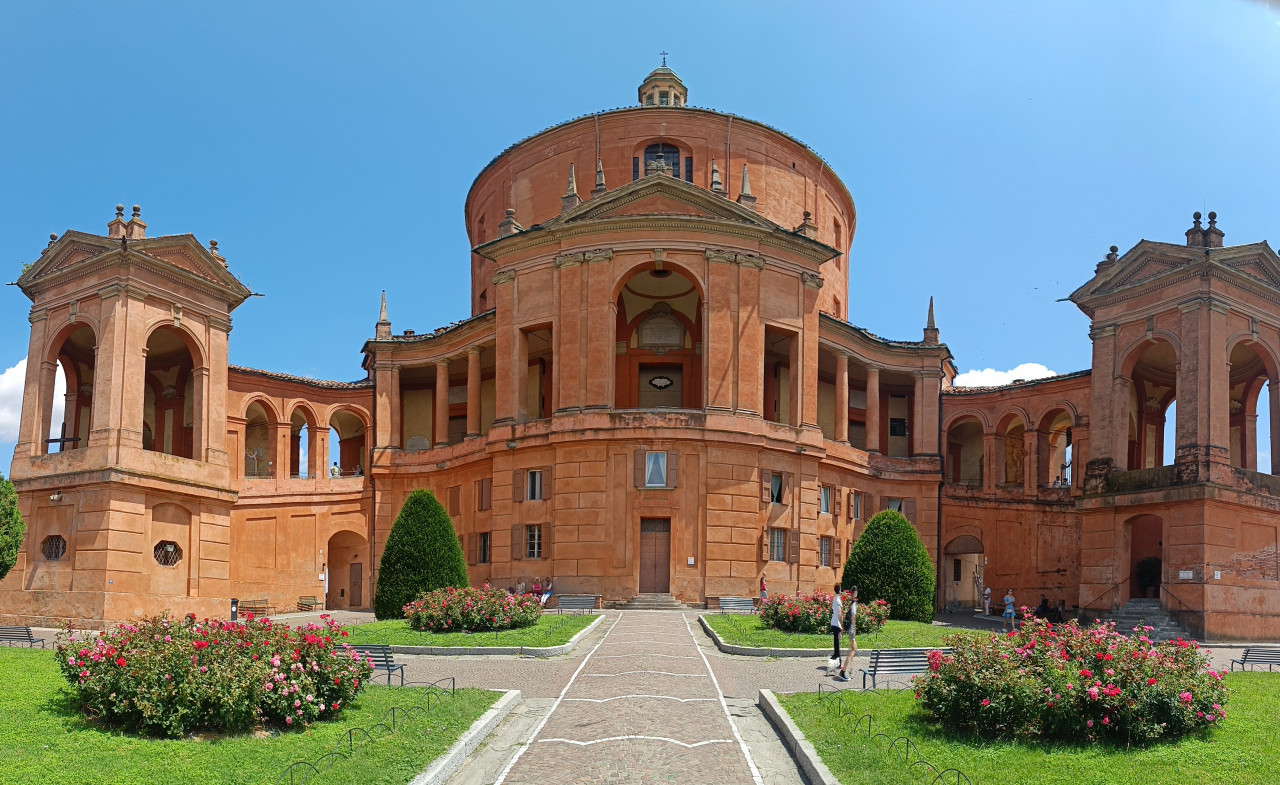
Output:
[
  {"left": 860, "top": 647, "right": 953, "bottom": 689},
  {"left": 238, "top": 599, "right": 272, "bottom": 617},
  {"left": 0, "top": 626, "right": 47, "bottom": 648},
  {"left": 1230, "top": 647, "right": 1280, "bottom": 672},
  {"left": 555, "top": 595, "right": 598, "bottom": 614},
  {"left": 717, "top": 597, "right": 756, "bottom": 613},
  {"left": 353, "top": 645, "right": 406, "bottom": 685},
  {"left": 297, "top": 596, "right": 322, "bottom": 612}
]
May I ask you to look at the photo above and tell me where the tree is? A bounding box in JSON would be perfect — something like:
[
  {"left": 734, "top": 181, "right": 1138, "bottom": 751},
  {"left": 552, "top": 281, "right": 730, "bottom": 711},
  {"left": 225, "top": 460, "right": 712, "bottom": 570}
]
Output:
[
  {"left": 841, "top": 509, "right": 935, "bottom": 623},
  {"left": 373, "top": 489, "right": 468, "bottom": 620},
  {"left": 0, "top": 474, "right": 26, "bottom": 582}
]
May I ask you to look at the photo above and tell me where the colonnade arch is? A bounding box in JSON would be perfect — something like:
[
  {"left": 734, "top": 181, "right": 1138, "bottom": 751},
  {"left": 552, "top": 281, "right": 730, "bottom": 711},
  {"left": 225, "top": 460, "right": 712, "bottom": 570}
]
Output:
[
  {"left": 614, "top": 264, "right": 703, "bottom": 410},
  {"left": 1226, "top": 339, "right": 1278, "bottom": 472},
  {"left": 44, "top": 322, "right": 97, "bottom": 454},
  {"left": 142, "top": 325, "right": 204, "bottom": 459},
  {"left": 1118, "top": 339, "right": 1178, "bottom": 471}
]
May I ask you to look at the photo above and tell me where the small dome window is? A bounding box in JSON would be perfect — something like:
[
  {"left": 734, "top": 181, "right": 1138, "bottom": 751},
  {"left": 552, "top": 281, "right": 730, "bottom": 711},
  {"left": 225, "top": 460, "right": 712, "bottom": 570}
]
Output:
[
  {"left": 41, "top": 535, "right": 67, "bottom": 561},
  {"left": 154, "top": 540, "right": 183, "bottom": 567}
]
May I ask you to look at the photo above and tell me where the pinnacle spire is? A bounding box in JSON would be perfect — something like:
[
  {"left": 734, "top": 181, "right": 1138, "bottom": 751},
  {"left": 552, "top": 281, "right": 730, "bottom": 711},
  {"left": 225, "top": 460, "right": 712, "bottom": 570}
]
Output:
[
  {"left": 376, "top": 290, "right": 392, "bottom": 339},
  {"left": 561, "top": 162, "right": 582, "bottom": 212},
  {"left": 592, "top": 158, "right": 606, "bottom": 197},
  {"left": 710, "top": 158, "right": 723, "bottom": 194},
  {"left": 736, "top": 164, "right": 757, "bottom": 211},
  {"left": 923, "top": 296, "right": 939, "bottom": 346},
  {"left": 927, "top": 296, "right": 935, "bottom": 329},
  {"left": 565, "top": 163, "right": 578, "bottom": 196}
]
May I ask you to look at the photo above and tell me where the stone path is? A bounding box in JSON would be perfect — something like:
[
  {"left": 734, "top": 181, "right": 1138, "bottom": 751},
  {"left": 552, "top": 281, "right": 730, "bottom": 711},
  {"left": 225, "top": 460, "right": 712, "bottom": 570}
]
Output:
[{"left": 491, "top": 611, "right": 764, "bottom": 785}]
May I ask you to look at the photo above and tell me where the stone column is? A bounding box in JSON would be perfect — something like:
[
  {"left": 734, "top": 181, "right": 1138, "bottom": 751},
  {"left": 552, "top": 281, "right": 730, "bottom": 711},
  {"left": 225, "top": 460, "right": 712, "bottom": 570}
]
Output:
[
  {"left": 1023, "top": 429, "right": 1039, "bottom": 495},
  {"left": 466, "top": 347, "right": 482, "bottom": 437},
  {"left": 1087, "top": 323, "right": 1118, "bottom": 465},
  {"left": 982, "top": 432, "right": 996, "bottom": 493},
  {"left": 191, "top": 367, "right": 209, "bottom": 462},
  {"left": 865, "top": 366, "right": 881, "bottom": 453},
  {"left": 1243, "top": 411, "right": 1258, "bottom": 471},
  {"left": 315, "top": 425, "right": 331, "bottom": 479},
  {"left": 1270, "top": 381, "right": 1280, "bottom": 476},
  {"left": 1113, "top": 376, "right": 1134, "bottom": 470},
  {"left": 434, "top": 360, "right": 450, "bottom": 447},
  {"left": 912, "top": 372, "right": 925, "bottom": 456},
  {"left": 15, "top": 309, "right": 49, "bottom": 457},
  {"left": 37, "top": 360, "right": 57, "bottom": 455},
  {"left": 834, "top": 353, "right": 849, "bottom": 443},
  {"left": 271, "top": 421, "right": 291, "bottom": 478},
  {"left": 373, "top": 363, "right": 399, "bottom": 448}
]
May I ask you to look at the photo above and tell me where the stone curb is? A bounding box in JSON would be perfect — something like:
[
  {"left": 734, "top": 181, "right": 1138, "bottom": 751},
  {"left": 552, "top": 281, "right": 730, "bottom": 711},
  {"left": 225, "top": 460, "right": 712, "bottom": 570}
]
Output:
[
  {"left": 388, "top": 613, "right": 604, "bottom": 657},
  {"left": 410, "top": 688, "right": 522, "bottom": 785},
  {"left": 758, "top": 689, "right": 840, "bottom": 785},
  {"left": 698, "top": 614, "right": 830, "bottom": 657}
]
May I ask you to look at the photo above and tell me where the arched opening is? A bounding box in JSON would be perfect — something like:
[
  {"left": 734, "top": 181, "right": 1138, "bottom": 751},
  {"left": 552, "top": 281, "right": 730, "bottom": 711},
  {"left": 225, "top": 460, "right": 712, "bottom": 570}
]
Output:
[
  {"left": 1126, "top": 513, "right": 1164, "bottom": 601},
  {"left": 946, "top": 417, "right": 984, "bottom": 486},
  {"left": 1037, "top": 409, "right": 1074, "bottom": 487},
  {"left": 328, "top": 409, "right": 367, "bottom": 477},
  {"left": 944, "top": 535, "right": 984, "bottom": 611},
  {"left": 1122, "top": 340, "right": 1177, "bottom": 470},
  {"left": 997, "top": 415, "right": 1026, "bottom": 485},
  {"left": 45, "top": 324, "right": 96, "bottom": 454},
  {"left": 289, "top": 408, "right": 315, "bottom": 479},
  {"left": 326, "top": 529, "right": 370, "bottom": 610},
  {"left": 142, "top": 326, "right": 199, "bottom": 459},
  {"left": 243, "top": 401, "right": 277, "bottom": 478},
  {"left": 615, "top": 266, "right": 703, "bottom": 410},
  {"left": 1227, "top": 342, "right": 1273, "bottom": 471}
]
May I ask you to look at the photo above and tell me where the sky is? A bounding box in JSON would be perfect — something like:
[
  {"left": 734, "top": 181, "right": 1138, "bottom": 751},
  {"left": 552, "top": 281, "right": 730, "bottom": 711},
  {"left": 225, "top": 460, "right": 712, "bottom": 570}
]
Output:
[{"left": 3, "top": 1, "right": 1280, "bottom": 467}]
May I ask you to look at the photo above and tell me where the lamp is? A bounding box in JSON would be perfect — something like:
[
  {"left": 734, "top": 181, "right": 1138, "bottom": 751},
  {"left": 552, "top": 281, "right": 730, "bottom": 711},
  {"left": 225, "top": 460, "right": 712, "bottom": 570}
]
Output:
[{"left": 49, "top": 491, "right": 62, "bottom": 502}]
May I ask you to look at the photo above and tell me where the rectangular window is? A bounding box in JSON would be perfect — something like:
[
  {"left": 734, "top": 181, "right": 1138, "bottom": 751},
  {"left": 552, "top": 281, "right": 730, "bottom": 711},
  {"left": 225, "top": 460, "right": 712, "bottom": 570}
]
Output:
[
  {"left": 820, "top": 486, "right": 832, "bottom": 515},
  {"left": 526, "top": 525, "right": 542, "bottom": 559},
  {"left": 684, "top": 157, "right": 693, "bottom": 182},
  {"left": 889, "top": 418, "right": 908, "bottom": 437},
  {"left": 659, "top": 90, "right": 669, "bottom": 105},
  {"left": 953, "top": 557, "right": 961, "bottom": 583},
  {"left": 820, "top": 536, "right": 832, "bottom": 568},
  {"left": 770, "top": 473, "right": 783, "bottom": 504},
  {"left": 886, "top": 497, "right": 904, "bottom": 513},
  {"left": 633, "top": 157, "right": 640, "bottom": 181},
  {"left": 769, "top": 527, "right": 787, "bottom": 562},
  {"left": 853, "top": 492, "right": 862, "bottom": 520},
  {"left": 479, "top": 532, "right": 491, "bottom": 565},
  {"left": 527, "top": 470, "right": 543, "bottom": 501},
  {"left": 645, "top": 451, "right": 668, "bottom": 488}
]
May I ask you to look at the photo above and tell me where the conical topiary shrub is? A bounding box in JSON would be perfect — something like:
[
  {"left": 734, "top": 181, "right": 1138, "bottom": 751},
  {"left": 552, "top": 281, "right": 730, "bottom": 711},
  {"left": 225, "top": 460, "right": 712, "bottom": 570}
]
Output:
[
  {"left": 373, "top": 489, "right": 468, "bottom": 620},
  {"left": 0, "top": 474, "right": 25, "bottom": 582},
  {"left": 841, "top": 509, "right": 936, "bottom": 622}
]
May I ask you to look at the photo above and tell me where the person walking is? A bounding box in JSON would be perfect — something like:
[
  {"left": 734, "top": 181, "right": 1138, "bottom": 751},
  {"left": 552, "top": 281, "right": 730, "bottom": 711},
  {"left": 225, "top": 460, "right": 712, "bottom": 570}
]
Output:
[
  {"left": 838, "top": 586, "right": 859, "bottom": 682},
  {"left": 1002, "top": 588, "right": 1017, "bottom": 632},
  {"left": 760, "top": 576, "right": 768, "bottom": 602},
  {"left": 828, "top": 586, "right": 844, "bottom": 667}
]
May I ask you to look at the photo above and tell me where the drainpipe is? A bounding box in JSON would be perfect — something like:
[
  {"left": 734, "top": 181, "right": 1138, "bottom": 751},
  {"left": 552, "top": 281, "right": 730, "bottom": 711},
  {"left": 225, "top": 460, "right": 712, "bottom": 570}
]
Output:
[{"left": 935, "top": 358, "right": 946, "bottom": 614}]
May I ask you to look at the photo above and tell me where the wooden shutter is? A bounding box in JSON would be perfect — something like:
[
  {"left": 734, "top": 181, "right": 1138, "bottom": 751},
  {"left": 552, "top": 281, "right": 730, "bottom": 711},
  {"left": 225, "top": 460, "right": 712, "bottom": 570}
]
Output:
[
  {"left": 634, "top": 449, "right": 646, "bottom": 487},
  {"left": 833, "top": 488, "right": 842, "bottom": 518},
  {"left": 473, "top": 480, "right": 482, "bottom": 511},
  {"left": 761, "top": 528, "right": 771, "bottom": 561},
  {"left": 447, "top": 485, "right": 461, "bottom": 517},
  {"left": 833, "top": 537, "right": 842, "bottom": 568},
  {"left": 513, "top": 469, "right": 526, "bottom": 503},
  {"left": 667, "top": 451, "right": 679, "bottom": 488},
  {"left": 484, "top": 478, "right": 493, "bottom": 510},
  {"left": 512, "top": 524, "right": 524, "bottom": 560},
  {"left": 542, "top": 525, "right": 553, "bottom": 562},
  {"left": 904, "top": 497, "right": 916, "bottom": 522},
  {"left": 542, "top": 465, "right": 553, "bottom": 500},
  {"left": 760, "top": 470, "right": 772, "bottom": 504},
  {"left": 782, "top": 473, "right": 792, "bottom": 503},
  {"left": 467, "top": 534, "right": 477, "bottom": 566},
  {"left": 787, "top": 528, "right": 801, "bottom": 565}
]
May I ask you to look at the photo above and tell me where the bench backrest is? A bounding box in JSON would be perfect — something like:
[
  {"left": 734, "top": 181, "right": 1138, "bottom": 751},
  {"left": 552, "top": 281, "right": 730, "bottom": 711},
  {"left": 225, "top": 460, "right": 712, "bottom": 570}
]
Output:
[
  {"left": 867, "top": 647, "right": 952, "bottom": 673},
  {"left": 299, "top": 596, "right": 319, "bottom": 604},
  {"left": 558, "top": 596, "right": 596, "bottom": 610},
  {"left": 1242, "top": 647, "right": 1280, "bottom": 663},
  {"left": 352, "top": 645, "right": 396, "bottom": 666},
  {"left": 718, "top": 597, "right": 755, "bottom": 613},
  {"left": 0, "top": 626, "right": 35, "bottom": 640}
]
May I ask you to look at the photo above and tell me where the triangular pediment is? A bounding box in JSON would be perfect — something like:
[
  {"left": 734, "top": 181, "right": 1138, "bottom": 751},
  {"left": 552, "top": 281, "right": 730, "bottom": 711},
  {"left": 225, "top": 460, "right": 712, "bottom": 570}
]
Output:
[{"left": 544, "top": 173, "right": 779, "bottom": 230}]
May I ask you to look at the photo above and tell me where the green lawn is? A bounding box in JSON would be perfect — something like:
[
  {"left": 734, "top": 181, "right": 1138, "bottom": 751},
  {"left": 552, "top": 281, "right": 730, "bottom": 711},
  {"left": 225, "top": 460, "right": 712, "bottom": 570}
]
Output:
[
  {"left": 779, "top": 673, "right": 1277, "bottom": 785},
  {"left": 0, "top": 647, "right": 498, "bottom": 785},
  {"left": 703, "top": 614, "right": 978, "bottom": 651},
  {"left": 346, "top": 613, "right": 598, "bottom": 648}
]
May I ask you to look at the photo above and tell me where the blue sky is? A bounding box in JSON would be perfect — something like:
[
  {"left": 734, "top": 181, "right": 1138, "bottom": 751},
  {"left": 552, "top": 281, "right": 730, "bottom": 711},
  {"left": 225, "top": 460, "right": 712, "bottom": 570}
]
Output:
[{"left": 3, "top": 1, "right": 1280, "bottom": 466}]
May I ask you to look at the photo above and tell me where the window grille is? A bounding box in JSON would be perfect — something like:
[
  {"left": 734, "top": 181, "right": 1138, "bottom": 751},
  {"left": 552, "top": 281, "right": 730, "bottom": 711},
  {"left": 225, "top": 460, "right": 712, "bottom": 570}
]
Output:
[
  {"left": 525, "top": 525, "right": 542, "bottom": 559},
  {"left": 479, "top": 532, "right": 491, "bottom": 565},
  {"left": 154, "top": 540, "right": 183, "bottom": 567},
  {"left": 41, "top": 535, "right": 66, "bottom": 561},
  {"left": 769, "top": 528, "right": 786, "bottom": 562}
]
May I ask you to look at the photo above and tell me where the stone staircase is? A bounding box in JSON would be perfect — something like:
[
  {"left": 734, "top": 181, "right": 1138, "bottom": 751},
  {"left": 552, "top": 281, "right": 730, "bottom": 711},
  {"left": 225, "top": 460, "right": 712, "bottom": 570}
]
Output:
[
  {"left": 611, "top": 593, "right": 697, "bottom": 611},
  {"left": 1104, "top": 598, "right": 1191, "bottom": 641}
]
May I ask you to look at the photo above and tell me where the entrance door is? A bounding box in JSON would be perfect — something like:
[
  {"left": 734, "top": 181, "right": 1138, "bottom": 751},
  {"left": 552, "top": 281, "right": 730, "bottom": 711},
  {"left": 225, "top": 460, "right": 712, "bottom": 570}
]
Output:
[
  {"left": 349, "top": 563, "right": 363, "bottom": 608},
  {"left": 639, "top": 519, "right": 671, "bottom": 593}
]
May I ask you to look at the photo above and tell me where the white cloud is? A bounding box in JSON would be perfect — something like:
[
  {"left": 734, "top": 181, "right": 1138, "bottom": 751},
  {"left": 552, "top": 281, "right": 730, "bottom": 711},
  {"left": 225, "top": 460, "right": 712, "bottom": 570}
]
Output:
[
  {"left": 953, "top": 362, "right": 1058, "bottom": 388},
  {"left": 0, "top": 358, "right": 66, "bottom": 449}
]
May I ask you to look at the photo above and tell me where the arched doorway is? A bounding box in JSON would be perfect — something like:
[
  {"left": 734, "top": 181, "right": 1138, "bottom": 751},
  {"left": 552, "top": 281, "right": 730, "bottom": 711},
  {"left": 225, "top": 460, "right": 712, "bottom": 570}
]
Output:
[
  {"left": 1126, "top": 514, "right": 1163, "bottom": 601},
  {"left": 615, "top": 266, "right": 703, "bottom": 410},
  {"left": 46, "top": 324, "right": 96, "bottom": 454},
  {"left": 328, "top": 409, "right": 368, "bottom": 476},
  {"left": 1121, "top": 340, "right": 1177, "bottom": 470},
  {"left": 946, "top": 417, "right": 984, "bottom": 486},
  {"left": 142, "top": 326, "right": 200, "bottom": 459},
  {"left": 1038, "top": 408, "right": 1074, "bottom": 487},
  {"left": 243, "top": 401, "right": 277, "bottom": 478},
  {"left": 944, "top": 534, "right": 984, "bottom": 610},
  {"left": 1227, "top": 341, "right": 1274, "bottom": 471},
  {"left": 326, "top": 530, "right": 370, "bottom": 610}
]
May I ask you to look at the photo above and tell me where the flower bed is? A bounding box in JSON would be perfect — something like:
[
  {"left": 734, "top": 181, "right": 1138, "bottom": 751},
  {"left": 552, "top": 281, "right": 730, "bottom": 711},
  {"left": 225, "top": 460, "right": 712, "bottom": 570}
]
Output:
[
  {"left": 404, "top": 586, "right": 541, "bottom": 633},
  {"left": 759, "top": 591, "right": 889, "bottom": 635},
  {"left": 913, "top": 617, "right": 1229, "bottom": 743},
  {"left": 57, "top": 613, "right": 373, "bottom": 738}
]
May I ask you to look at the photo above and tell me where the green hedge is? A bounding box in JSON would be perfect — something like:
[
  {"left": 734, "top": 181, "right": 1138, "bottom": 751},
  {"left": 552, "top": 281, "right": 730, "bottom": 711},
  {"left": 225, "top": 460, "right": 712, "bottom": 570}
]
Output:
[
  {"left": 373, "top": 489, "right": 468, "bottom": 620},
  {"left": 0, "top": 474, "right": 24, "bottom": 582},
  {"left": 841, "top": 509, "right": 935, "bottom": 622}
]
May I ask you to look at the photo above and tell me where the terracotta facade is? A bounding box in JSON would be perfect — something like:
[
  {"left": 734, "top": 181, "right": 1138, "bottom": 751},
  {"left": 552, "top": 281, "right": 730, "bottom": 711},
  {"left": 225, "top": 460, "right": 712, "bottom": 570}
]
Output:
[{"left": 6, "top": 69, "right": 1280, "bottom": 639}]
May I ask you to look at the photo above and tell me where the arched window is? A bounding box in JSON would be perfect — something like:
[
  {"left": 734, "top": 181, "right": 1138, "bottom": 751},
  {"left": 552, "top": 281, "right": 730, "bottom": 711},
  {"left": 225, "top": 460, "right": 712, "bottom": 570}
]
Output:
[
  {"left": 142, "top": 326, "right": 199, "bottom": 459},
  {"left": 643, "top": 144, "right": 690, "bottom": 181}
]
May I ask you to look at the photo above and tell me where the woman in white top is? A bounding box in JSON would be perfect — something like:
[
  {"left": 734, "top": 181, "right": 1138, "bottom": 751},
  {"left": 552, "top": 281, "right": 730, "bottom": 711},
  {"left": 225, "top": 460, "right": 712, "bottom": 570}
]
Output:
[
  {"left": 838, "top": 586, "right": 858, "bottom": 682},
  {"left": 828, "top": 586, "right": 844, "bottom": 662}
]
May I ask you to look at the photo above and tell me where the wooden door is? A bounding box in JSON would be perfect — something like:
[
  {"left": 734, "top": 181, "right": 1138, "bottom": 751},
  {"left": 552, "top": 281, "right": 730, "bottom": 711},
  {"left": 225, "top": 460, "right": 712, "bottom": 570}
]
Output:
[
  {"left": 349, "top": 563, "right": 363, "bottom": 608},
  {"left": 639, "top": 519, "right": 671, "bottom": 594}
]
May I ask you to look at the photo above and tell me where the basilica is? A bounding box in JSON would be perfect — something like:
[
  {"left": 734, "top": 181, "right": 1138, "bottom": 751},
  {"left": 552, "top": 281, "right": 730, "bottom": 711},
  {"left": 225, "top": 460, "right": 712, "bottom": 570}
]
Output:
[{"left": 5, "top": 67, "right": 1280, "bottom": 640}]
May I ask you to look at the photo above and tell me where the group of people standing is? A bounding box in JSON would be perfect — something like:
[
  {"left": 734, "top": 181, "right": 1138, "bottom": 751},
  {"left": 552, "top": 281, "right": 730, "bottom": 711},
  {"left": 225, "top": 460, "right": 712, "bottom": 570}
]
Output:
[{"left": 828, "top": 584, "right": 859, "bottom": 682}]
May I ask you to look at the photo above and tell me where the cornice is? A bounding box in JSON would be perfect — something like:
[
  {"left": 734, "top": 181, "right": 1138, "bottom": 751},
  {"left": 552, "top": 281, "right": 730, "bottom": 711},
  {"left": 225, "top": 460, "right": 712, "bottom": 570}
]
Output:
[
  {"left": 491, "top": 270, "right": 517, "bottom": 285},
  {"left": 553, "top": 248, "right": 614, "bottom": 268},
  {"left": 801, "top": 271, "right": 824, "bottom": 290}
]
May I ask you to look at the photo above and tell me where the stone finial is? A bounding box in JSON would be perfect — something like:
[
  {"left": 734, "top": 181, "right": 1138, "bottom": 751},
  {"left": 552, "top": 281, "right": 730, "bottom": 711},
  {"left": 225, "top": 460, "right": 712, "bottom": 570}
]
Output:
[
  {"left": 591, "top": 158, "right": 607, "bottom": 198},
  {"left": 1205, "top": 210, "right": 1224, "bottom": 248},
  {"left": 108, "top": 204, "right": 128, "bottom": 239},
  {"left": 923, "top": 296, "right": 940, "bottom": 346},
  {"left": 47, "top": 232, "right": 57, "bottom": 248},
  {"left": 1096, "top": 245, "right": 1119, "bottom": 274},
  {"left": 116, "top": 204, "right": 125, "bottom": 218},
  {"left": 132, "top": 204, "right": 141, "bottom": 218},
  {"left": 497, "top": 207, "right": 524, "bottom": 238},
  {"left": 795, "top": 210, "right": 819, "bottom": 239},
  {"left": 124, "top": 203, "right": 147, "bottom": 240},
  {"left": 209, "top": 239, "right": 218, "bottom": 252},
  {"left": 561, "top": 162, "right": 582, "bottom": 213},
  {"left": 709, "top": 158, "right": 724, "bottom": 194},
  {"left": 375, "top": 290, "right": 392, "bottom": 339},
  {"left": 1186, "top": 211, "right": 1205, "bottom": 247},
  {"left": 735, "top": 164, "right": 757, "bottom": 211}
]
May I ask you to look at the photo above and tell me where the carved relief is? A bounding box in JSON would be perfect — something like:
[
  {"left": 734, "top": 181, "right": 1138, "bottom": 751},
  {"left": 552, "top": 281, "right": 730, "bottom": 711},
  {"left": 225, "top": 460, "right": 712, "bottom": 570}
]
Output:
[{"left": 636, "top": 302, "right": 685, "bottom": 355}]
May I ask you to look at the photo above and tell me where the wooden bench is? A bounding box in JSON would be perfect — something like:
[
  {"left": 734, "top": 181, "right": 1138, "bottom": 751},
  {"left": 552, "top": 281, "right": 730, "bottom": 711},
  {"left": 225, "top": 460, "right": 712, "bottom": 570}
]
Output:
[
  {"left": 0, "top": 626, "right": 47, "bottom": 649},
  {"left": 555, "top": 595, "right": 598, "bottom": 614},
  {"left": 860, "top": 647, "right": 952, "bottom": 689},
  {"left": 297, "top": 596, "right": 322, "bottom": 612},
  {"left": 1231, "top": 647, "right": 1280, "bottom": 672},
  {"left": 238, "top": 599, "right": 272, "bottom": 617},
  {"left": 352, "top": 645, "right": 405, "bottom": 685},
  {"left": 717, "top": 597, "right": 756, "bottom": 613}
]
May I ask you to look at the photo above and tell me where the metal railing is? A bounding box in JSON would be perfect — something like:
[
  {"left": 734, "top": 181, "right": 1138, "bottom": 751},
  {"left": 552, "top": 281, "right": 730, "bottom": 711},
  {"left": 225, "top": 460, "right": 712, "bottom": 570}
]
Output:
[
  {"left": 816, "top": 683, "right": 974, "bottom": 785},
  {"left": 1080, "top": 577, "right": 1130, "bottom": 617},
  {"left": 274, "top": 676, "right": 456, "bottom": 785}
]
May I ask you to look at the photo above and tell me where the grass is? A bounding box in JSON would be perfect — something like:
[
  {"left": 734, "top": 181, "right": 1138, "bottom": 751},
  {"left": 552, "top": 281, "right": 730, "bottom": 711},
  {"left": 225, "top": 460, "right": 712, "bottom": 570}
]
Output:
[
  {"left": 345, "top": 612, "right": 598, "bottom": 648},
  {"left": 703, "top": 613, "right": 980, "bottom": 651},
  {"left": 0, "top": 647, "right": 499, "bottom": 785},
  {"left": 779, "top": 673, "right": 1278, "bottom": 785}
]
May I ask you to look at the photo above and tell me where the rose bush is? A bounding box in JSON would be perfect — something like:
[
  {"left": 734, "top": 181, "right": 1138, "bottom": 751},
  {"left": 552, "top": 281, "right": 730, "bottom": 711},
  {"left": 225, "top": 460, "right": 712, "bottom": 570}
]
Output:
[
  {"left": 913, "top": 616, "right": 1230, "bottom": 743},
  {"left": 57, "top": 613, "right": 372, "bottom": 738},
  {"left": 404, "top": 586, "right": 541, "bottom": 632},
  {"left": 759, "top": 591, "right": 890, "bottom": 635}
]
